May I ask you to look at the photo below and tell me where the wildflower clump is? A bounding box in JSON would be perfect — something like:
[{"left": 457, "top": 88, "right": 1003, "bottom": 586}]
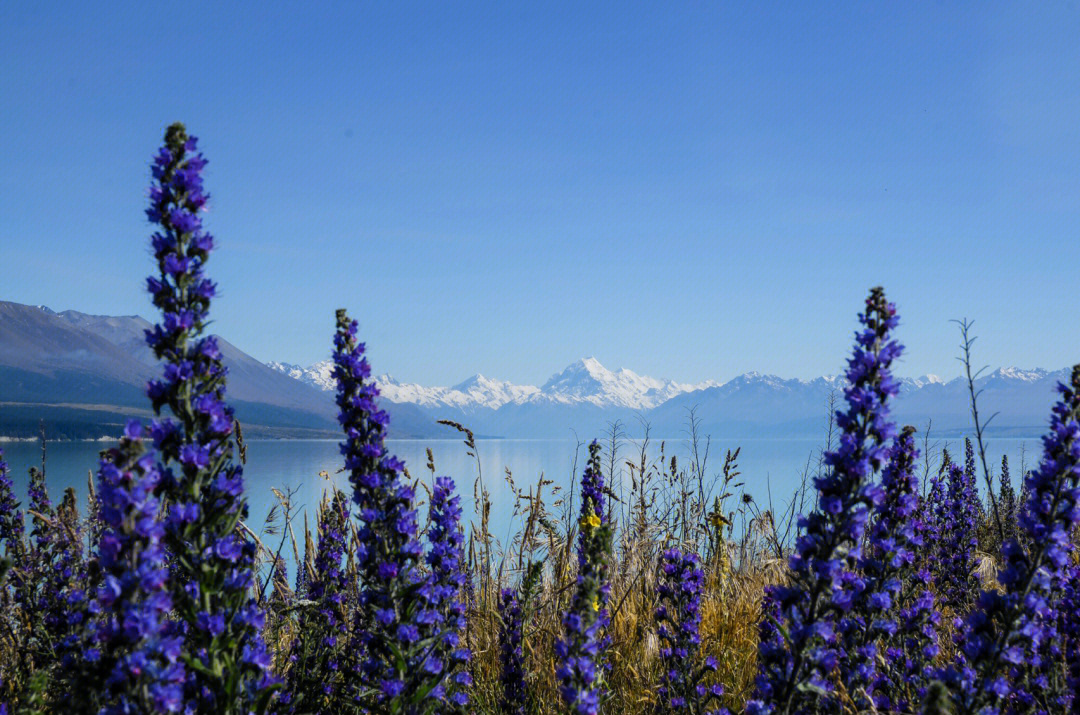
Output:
[
  {"left": 143, "top": 121, "right": 273, "bottom": 713},
  {"left": 555, "top": 440, "right": 613, "bottom": 715},
  {"left": 283, "top": 491, "right": 350, "bottom": 714},
  {"left": 76, "top": 421, "right": 185, "bottom": 714},
  {"left": 746, "top": 286, "right": 901, "bottom": 714},
  {"left": 9, "top": 118, "right": 1080, "bottom": 715},
  {"left": 943, "top": 365, "right": 1080, "bottom": 713},
  {"left": 655, "top": 547, "right": 727, "bottom": 714},
  {"left": 332, "top": 308, "right": 463, "bottom": 711}
]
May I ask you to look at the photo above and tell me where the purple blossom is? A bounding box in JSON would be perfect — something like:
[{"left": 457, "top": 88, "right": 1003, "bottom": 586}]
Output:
[
  {"left": 285, "top": 491, "right": 351, "bottom": 713},
  {"left": 142, "top": 122, "right": 272, "bottom": 712},
  {"left": 555, "top": 441, "right": 612, "bottom": 715},
  {"left": 332, "top": 308, "right": 453, "bottom": 710},
  {"left": 746, "top": 287, "right": 901, "bottom": 715},
  {"left": 942, "top": 365, "right": 1080, "bottom": 713},
  {"left": 73, "top": 424, "right": 186, "bottom": 714},
  {"left": 655, "top": 548, "right": 728, "bottom": 715}
]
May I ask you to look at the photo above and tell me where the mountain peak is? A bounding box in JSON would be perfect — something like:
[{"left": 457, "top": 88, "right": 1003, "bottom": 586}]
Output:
[
  {"left": 578, "top": 356, "right": 607, "bottom": 372},
  {"left": 452, "top": 373, "right": 498, "bottom": 391},
  {"left": 264, "top": 352, "right": 1068, "bottom": 429},
  {"left": 984, "top": 367, "right": 1050, "bottom": 382},
  {"left": 267, "top": 359, "right": 336, "bottom": 391},
  {"left": 547, "top": 357, "right": 612, "bottom": 382}
]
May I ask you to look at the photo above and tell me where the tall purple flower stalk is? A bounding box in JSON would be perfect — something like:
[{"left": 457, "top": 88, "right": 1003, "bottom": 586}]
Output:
[
  {"left": 920, "top": 451, "right": 950, "bottom": 571},
  {"left": 143, "top": 122, "right": 272, "bottom": 714},
  {"left": 332, "top": 308, "right": 457, "bottom": 713},
  {"left": 0, "top": 450, "right": 24, "bottom": 614},
  {"left": 499, "top": 587, "right": 527, "bottom": 715},
  {"left": 26, "top": 467, "right": 51, "bottom": 556},
  {"left": 19, "top": 464, "right": 83, "bottom": 671},
  {"left": 498, "top": 560, "right": 543, "bottom": 715},
  {"left": 76, "top": 421, "right": 185, "bottom": 714},
  {"left": 942, "top": 365, "right": 1080, "bottom": 714},
  {"left": 936, "top": 462, "right": 980, "bottom": 616},
  {"left": 555, "top": 440, "right": 613, "bottom": 715},
  {"left": 424, "top": 476, "right": 472, "bottom": 709},
  {"left": 21, "top": 467, "right": 57, "bottom": 663},
  {"left": 745, "top": 286, "right": 901, "bottom": 715},
  {"left": 654, "top": 548, "right": 726, "bottom": 715},
  {"left": 283, "top": 491, "right": 351, "bottom": 714},
  {"left": 998, "top": 455, "right": 1019, "bottom": 545},
  {"left": 843, "top": 425, "right": 940, "bottom": 711}
]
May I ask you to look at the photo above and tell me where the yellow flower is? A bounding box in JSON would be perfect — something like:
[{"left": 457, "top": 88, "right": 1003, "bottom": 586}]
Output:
[
  {"left": 580, "top": 513, "right": 601, "bottom": 530},
  {"left": 592, "top": 598, "right": 600, "bottom": 611},
  {"left": 708, "top": 512, "right": 730, "bottom": 529}
]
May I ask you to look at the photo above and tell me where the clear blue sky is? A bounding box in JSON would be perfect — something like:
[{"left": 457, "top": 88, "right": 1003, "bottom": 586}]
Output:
[{"left": 2, "top": 2, "right": 1077, "bottom": 386}]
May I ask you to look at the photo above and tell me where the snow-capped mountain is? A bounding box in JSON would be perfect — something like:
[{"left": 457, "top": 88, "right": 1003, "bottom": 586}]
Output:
[
  {"left": 268, "top": 356, "right": 715, "bottom": 411},
  {"left": 266, "top": 360, "right": 336, "bottom": 392},
  {"left": 267, "top": 355, "right": 1067, "bottom": 438},
  {"left": 375, "top": 373, "right": 540, "bottom": 411},
  {"left": 899, "top": 374, "right": 945, "bottom": 390},
  {"left": 538, "top": 357, "right": 719, "bottom": 408}
]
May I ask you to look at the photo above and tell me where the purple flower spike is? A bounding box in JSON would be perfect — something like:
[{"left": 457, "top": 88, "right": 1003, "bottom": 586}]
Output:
[
  {"left": 423, "top": 476, "right": 472, "bottom": 709},
  {"left": 556, "top": 441, "right": 613, "bottom": 715},
  {"left": 499, "top": 586, "right": 528, "bottom": 714},
  {"left": 746, "top": 287, "right": 902, "bottom": 715},
  {"left": 840, "top": 425, "right": 941, "bottom": 710},
  {"left": 71, "top": 425, "right": 185, "bottom": 714},
  {"left": 284, "top": 491, "right": 350, "bottom": 713},
  {"left": 655, "top": 547, "right": 730, "bottom": 715},
  {"left": 332, "top": 308, "right": 466, "bottom": 709},
  {"left": 941, "top": 365, "right": 1080, "bottom": 714},
  {"left": 935, "top": 458, "right": 980, "bottom": 615},
  {"left": 0, "top": 450, "right": 23, "bottom": 560},
  {"left": 142, "top": 122, "right": 272, "bottom": 713}
]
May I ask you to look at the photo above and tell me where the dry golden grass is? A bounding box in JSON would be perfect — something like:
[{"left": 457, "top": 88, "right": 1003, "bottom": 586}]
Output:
[{"left": 448, "top": 450, "right": 790, "bottom": 715}]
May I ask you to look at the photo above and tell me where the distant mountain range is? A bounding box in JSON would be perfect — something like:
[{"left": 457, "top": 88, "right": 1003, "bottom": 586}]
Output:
[
  {"left": 269, "top": 356, "right": 1067, "bottom": 439},
  {"left": 0, "top": 300, "right": 1066, "bottom": 441},
  {"left": 0, "top": 301, "right": 434, "bottom": 439},
  {"left": 268, "top": 356, "right": 720, "bottom": 411}
]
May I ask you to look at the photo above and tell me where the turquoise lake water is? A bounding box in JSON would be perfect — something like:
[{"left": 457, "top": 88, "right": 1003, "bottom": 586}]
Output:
[{"left": 0, "top": 435, "right": 1041, "bottom": 556}]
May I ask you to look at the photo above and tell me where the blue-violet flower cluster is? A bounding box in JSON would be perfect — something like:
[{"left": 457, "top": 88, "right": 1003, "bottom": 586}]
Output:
[
  {"left": 746, "top": 286, "right": 901, "bottom": 715},
  {"left": 655, "top": 548, "right": 727, "bottom": 715},
  {"left": 143, "top": 122, "right": 272, "bottom": 714},
  {"left": 77, "top": 422, "right": 185, "bottom": 714},
  {"left": 555, "top": 441, "right": 613, "bottom": 715},
  {"left": 942, "top": 365, "right": 1080, "bottom": 714}
]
